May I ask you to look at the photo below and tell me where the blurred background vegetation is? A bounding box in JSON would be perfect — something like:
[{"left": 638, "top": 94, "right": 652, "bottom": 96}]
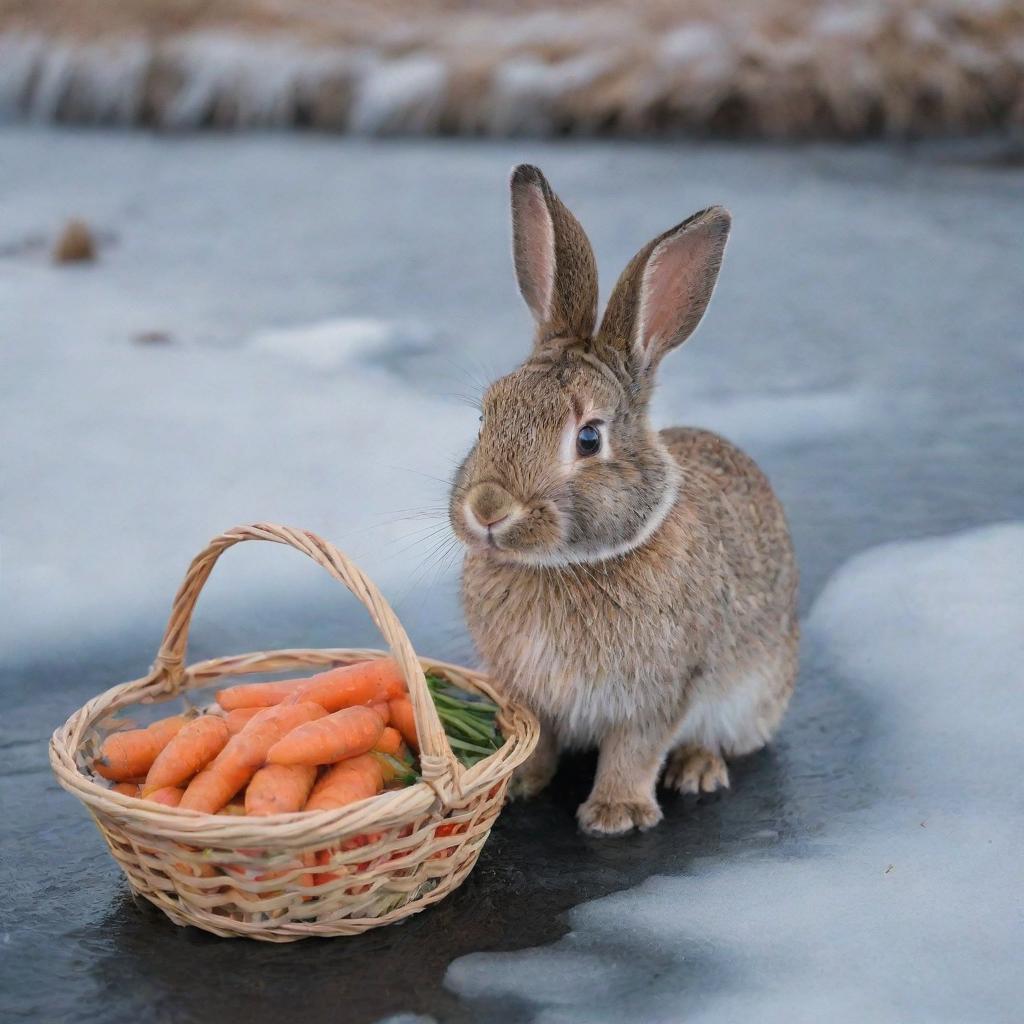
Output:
[{"left": 2, "top": 0, "right": 1022, "bottom": 138}]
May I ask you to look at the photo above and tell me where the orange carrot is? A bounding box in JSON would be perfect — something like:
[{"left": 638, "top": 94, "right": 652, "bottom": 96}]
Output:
[
  {"left": 146, "top": 786, "right": 184, "bottom": 807},
  {"left": 245, "top": 764, "right": 317, "bottom": 815},
  {"left": 266, "top": 705, "right": 386, "bottom": 767},
  {"left": 143, "top": 715, "right": 230, "bottom": 794},
  {"left": 298, "top": 849, "right": 324, "bottom": 889},
  {"left": 216, "top": 659, "right": 407, "bottom": 713},
  {"left": 179, "top": 702, "right": 325, "bottom": 813},
  {"left": 110, "top": 782, "right": 140, "bottom": 797},
  {"left": 304, "top": 753, "right": 384, "bottom": 811},
  {"left": 224, "top": 707, "right": 262, "bottom": 734},
  {"left": 432, "top": 820, "right": 468, "bottom": 859},
  {"left": 388, "top": 697, "right": 419, "bottom": 752},
  {"left": 374, "top": 727, "right": 404, "bottom": 757},
  {"left": 94, "top": 715, "right": 187, "bottom": 781},
  {"left": 290, "top": 659, "right": 405, "bottom": 708},
  {"left": 215, "top": 679, "right": 302, "bottom": 712},
  {"left": 291, "top": 660, "right": 406, "bottom": 712}
]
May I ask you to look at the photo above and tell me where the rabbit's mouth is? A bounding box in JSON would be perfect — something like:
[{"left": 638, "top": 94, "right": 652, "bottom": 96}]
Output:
[{"left": 454, "top": 485, "right": 565, "bottom": 563}]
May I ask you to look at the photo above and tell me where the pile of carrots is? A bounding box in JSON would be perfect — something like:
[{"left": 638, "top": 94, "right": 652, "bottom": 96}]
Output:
[{"left": 92, "top": 659, "right": 501, "bottom": 817}]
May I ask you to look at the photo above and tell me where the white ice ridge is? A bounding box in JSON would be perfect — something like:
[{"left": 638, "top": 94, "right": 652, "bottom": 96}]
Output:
[
  {"left": 2, "top": 2, "right": 1024, "bottom": 138},
  {"left": 444, "top": 524, "right": 1024, "bottom": 1023}
]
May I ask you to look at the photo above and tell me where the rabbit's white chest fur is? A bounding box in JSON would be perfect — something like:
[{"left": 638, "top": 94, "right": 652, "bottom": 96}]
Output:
[{"left": 495, "top": 623, "right": 649, "bottom": 746}]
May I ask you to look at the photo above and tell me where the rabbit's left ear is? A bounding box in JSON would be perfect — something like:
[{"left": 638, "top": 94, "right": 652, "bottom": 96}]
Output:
[
  {"left": 510, "top": 165, "right": 598, "bottom": 348},
  {"left": 598, "top": 206, "right": 731, "bottom": 373}
]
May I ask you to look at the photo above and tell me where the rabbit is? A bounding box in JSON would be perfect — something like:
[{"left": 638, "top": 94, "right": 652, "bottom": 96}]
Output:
[{"left": 449, "top": 165, "right": 798, "bottom": 835}]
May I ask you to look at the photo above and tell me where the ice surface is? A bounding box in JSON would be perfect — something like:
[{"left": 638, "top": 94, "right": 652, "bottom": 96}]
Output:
[
  {"left": 446, "top": 524, "right": 1024, "bottom": 1022},
  {"left": 0, "top": 130, "right": 885, "bottom": 664},
  {"left": 2, "top": 127, "right": 1022, "bottom": 1024},
  {"left": 668, "top": 389, "right": 871, "bottom": 450}
]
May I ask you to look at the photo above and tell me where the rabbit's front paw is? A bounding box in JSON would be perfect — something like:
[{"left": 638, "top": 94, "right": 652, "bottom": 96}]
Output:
[
  {"left": 577, "top": 796, "right": 663, "bottom": 836},
  {"left": 509, "top": 758, "right": 556, "bottom": 800},
  {"left": 663, "top": 746, "right": 730, "bottom": 794},
  {"left": 509, "top": 730, "right": 558, "bottom": 800}
]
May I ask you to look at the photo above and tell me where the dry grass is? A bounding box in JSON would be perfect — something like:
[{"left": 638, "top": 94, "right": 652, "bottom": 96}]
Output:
[{"left": 1, "top": 0, "right": 1022, "bottom": 137}]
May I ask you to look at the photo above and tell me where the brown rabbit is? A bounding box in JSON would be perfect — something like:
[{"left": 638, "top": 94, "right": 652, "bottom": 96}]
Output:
[{"left": 450, "top": 165, "right": 798, "bottom": 835}]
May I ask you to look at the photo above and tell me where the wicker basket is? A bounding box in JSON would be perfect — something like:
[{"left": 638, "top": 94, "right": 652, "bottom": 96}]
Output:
[{"left": 50, "top": 523, "right": 538, "bottom": 941}]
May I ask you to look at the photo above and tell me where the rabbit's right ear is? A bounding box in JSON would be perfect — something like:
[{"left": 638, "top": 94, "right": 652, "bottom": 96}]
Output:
[
  {"left": 510, "top": 165, "right": 598, "bottom": 348},
  {"left": 597, "top": 206, "right": 731, "bottom": 375}
]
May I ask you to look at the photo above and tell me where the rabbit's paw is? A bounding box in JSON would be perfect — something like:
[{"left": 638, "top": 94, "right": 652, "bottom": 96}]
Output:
[
  {"left": 509, "top": 758, "right": 556, "bottom": 800},
  {"left": 509, "top": 738, "right": 558, "bottom": 800},
  {"left": 664, "top": 746, "right": 730, "bottom": 794},
  {"left": 577, "top": 796, "right": 663, "bottom": 836}
]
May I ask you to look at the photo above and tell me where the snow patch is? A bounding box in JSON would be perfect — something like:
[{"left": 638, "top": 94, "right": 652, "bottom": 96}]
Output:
[
  {"left": 250, "top": 318, "right": 413, "bottom": 372},
  {"left": 445, "top": 524, "right": 1024, "bottom": 1023}
]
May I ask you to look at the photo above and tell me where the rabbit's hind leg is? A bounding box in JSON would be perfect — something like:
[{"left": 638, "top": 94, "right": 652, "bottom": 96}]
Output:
[
  {"left": 663, "top": 745, "right": 729, "bottom": 794},
  {"left": 664, "top": 638, "right": 796, "bottom": 794}
]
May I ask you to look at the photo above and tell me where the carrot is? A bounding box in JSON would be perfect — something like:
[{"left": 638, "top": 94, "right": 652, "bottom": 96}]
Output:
[
  {"left": 291, "top": 660, "right": 406, "bottom": 712},
  {"left": 266, "top": 705, "right": 386, "bottom": 767},
  {"left": 374, "top": 727, "right": 404, "bottom": 757},
  {"left": 143, "top": 715, "right": 230, "bottom": 794},
  {"left": 224, "top": 707, "right": 262, "bottom": 734},
  {"left": 110, "top": 782, "right": 140, "bottom": 797},
  {"left": 216, "top": 659, "right": 407, "bottom": 713},
  {"left": 388, "top": 697, "right": 419, "bottom": 752},
  {"left": 179, "top": 702, "right": 325, "bottom": 813},
  {"left": 146, "top": 786, "right": 184, "bottom": 807},
  {"left": 432, "top": 820, "right": 468, "bottom": 859},
  {"left": 215, "top": 679, "right": 302, "bottom": 712},
  {"left": 94, "top": 715, "right": 187, "bottom": 781},
  {"left": 245, "top": 764, "right": 317, "bottom": 815},
  {"left": 299, "top": 850, "right": 317, "bottom": 887},
  {"left": 304, "top": 753, "right": 384, "bottom": 811}
]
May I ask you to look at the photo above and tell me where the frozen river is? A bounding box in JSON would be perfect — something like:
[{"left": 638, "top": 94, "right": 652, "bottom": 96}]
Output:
[{"left": 1, "top": 129, "right": 1022, "bottom": 1023}]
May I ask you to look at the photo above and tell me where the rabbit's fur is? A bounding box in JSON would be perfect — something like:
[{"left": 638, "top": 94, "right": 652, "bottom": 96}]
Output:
[{"left": 450, "top": 165, "right": 798, "bottom": 835}]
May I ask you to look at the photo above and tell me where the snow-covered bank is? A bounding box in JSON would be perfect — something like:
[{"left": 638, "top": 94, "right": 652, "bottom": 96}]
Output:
[
  {"left": 446, "top": 524, "right": 1024, "bottom": 1023},
  {"left": 2, "top": 0, "right": 1023, "bottom": 138}
]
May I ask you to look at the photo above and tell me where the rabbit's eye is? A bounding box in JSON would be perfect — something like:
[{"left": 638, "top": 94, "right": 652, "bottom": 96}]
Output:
[{"left": 576, "top": 423, "right": 602, "bottom": 457}]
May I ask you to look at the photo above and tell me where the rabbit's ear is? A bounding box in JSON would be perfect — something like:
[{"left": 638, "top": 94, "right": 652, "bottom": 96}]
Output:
[
  {"left": 510, "top": 165, "right": 598, "bottom": 347},
  {"left": 598, "top": 206, "right": 730, "bottom": 373}
]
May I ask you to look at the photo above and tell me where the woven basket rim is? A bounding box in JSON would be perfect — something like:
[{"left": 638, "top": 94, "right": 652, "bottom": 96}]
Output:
[{"left": 51, "top": 646, "right": 537, "bottom": 846}]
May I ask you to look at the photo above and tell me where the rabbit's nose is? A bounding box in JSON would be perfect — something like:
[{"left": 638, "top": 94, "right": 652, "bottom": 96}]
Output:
[
  {"left": 466, "top": 483, "right": 515, "bottom": 532},
  {"left": 474, "top": 510, "right": 508, "bottom": 529}
]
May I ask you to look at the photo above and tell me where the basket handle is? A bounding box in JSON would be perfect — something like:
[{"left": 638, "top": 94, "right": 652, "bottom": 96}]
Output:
[{"left": 151, "top": 523, "right": 461, "bottom": 793}]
